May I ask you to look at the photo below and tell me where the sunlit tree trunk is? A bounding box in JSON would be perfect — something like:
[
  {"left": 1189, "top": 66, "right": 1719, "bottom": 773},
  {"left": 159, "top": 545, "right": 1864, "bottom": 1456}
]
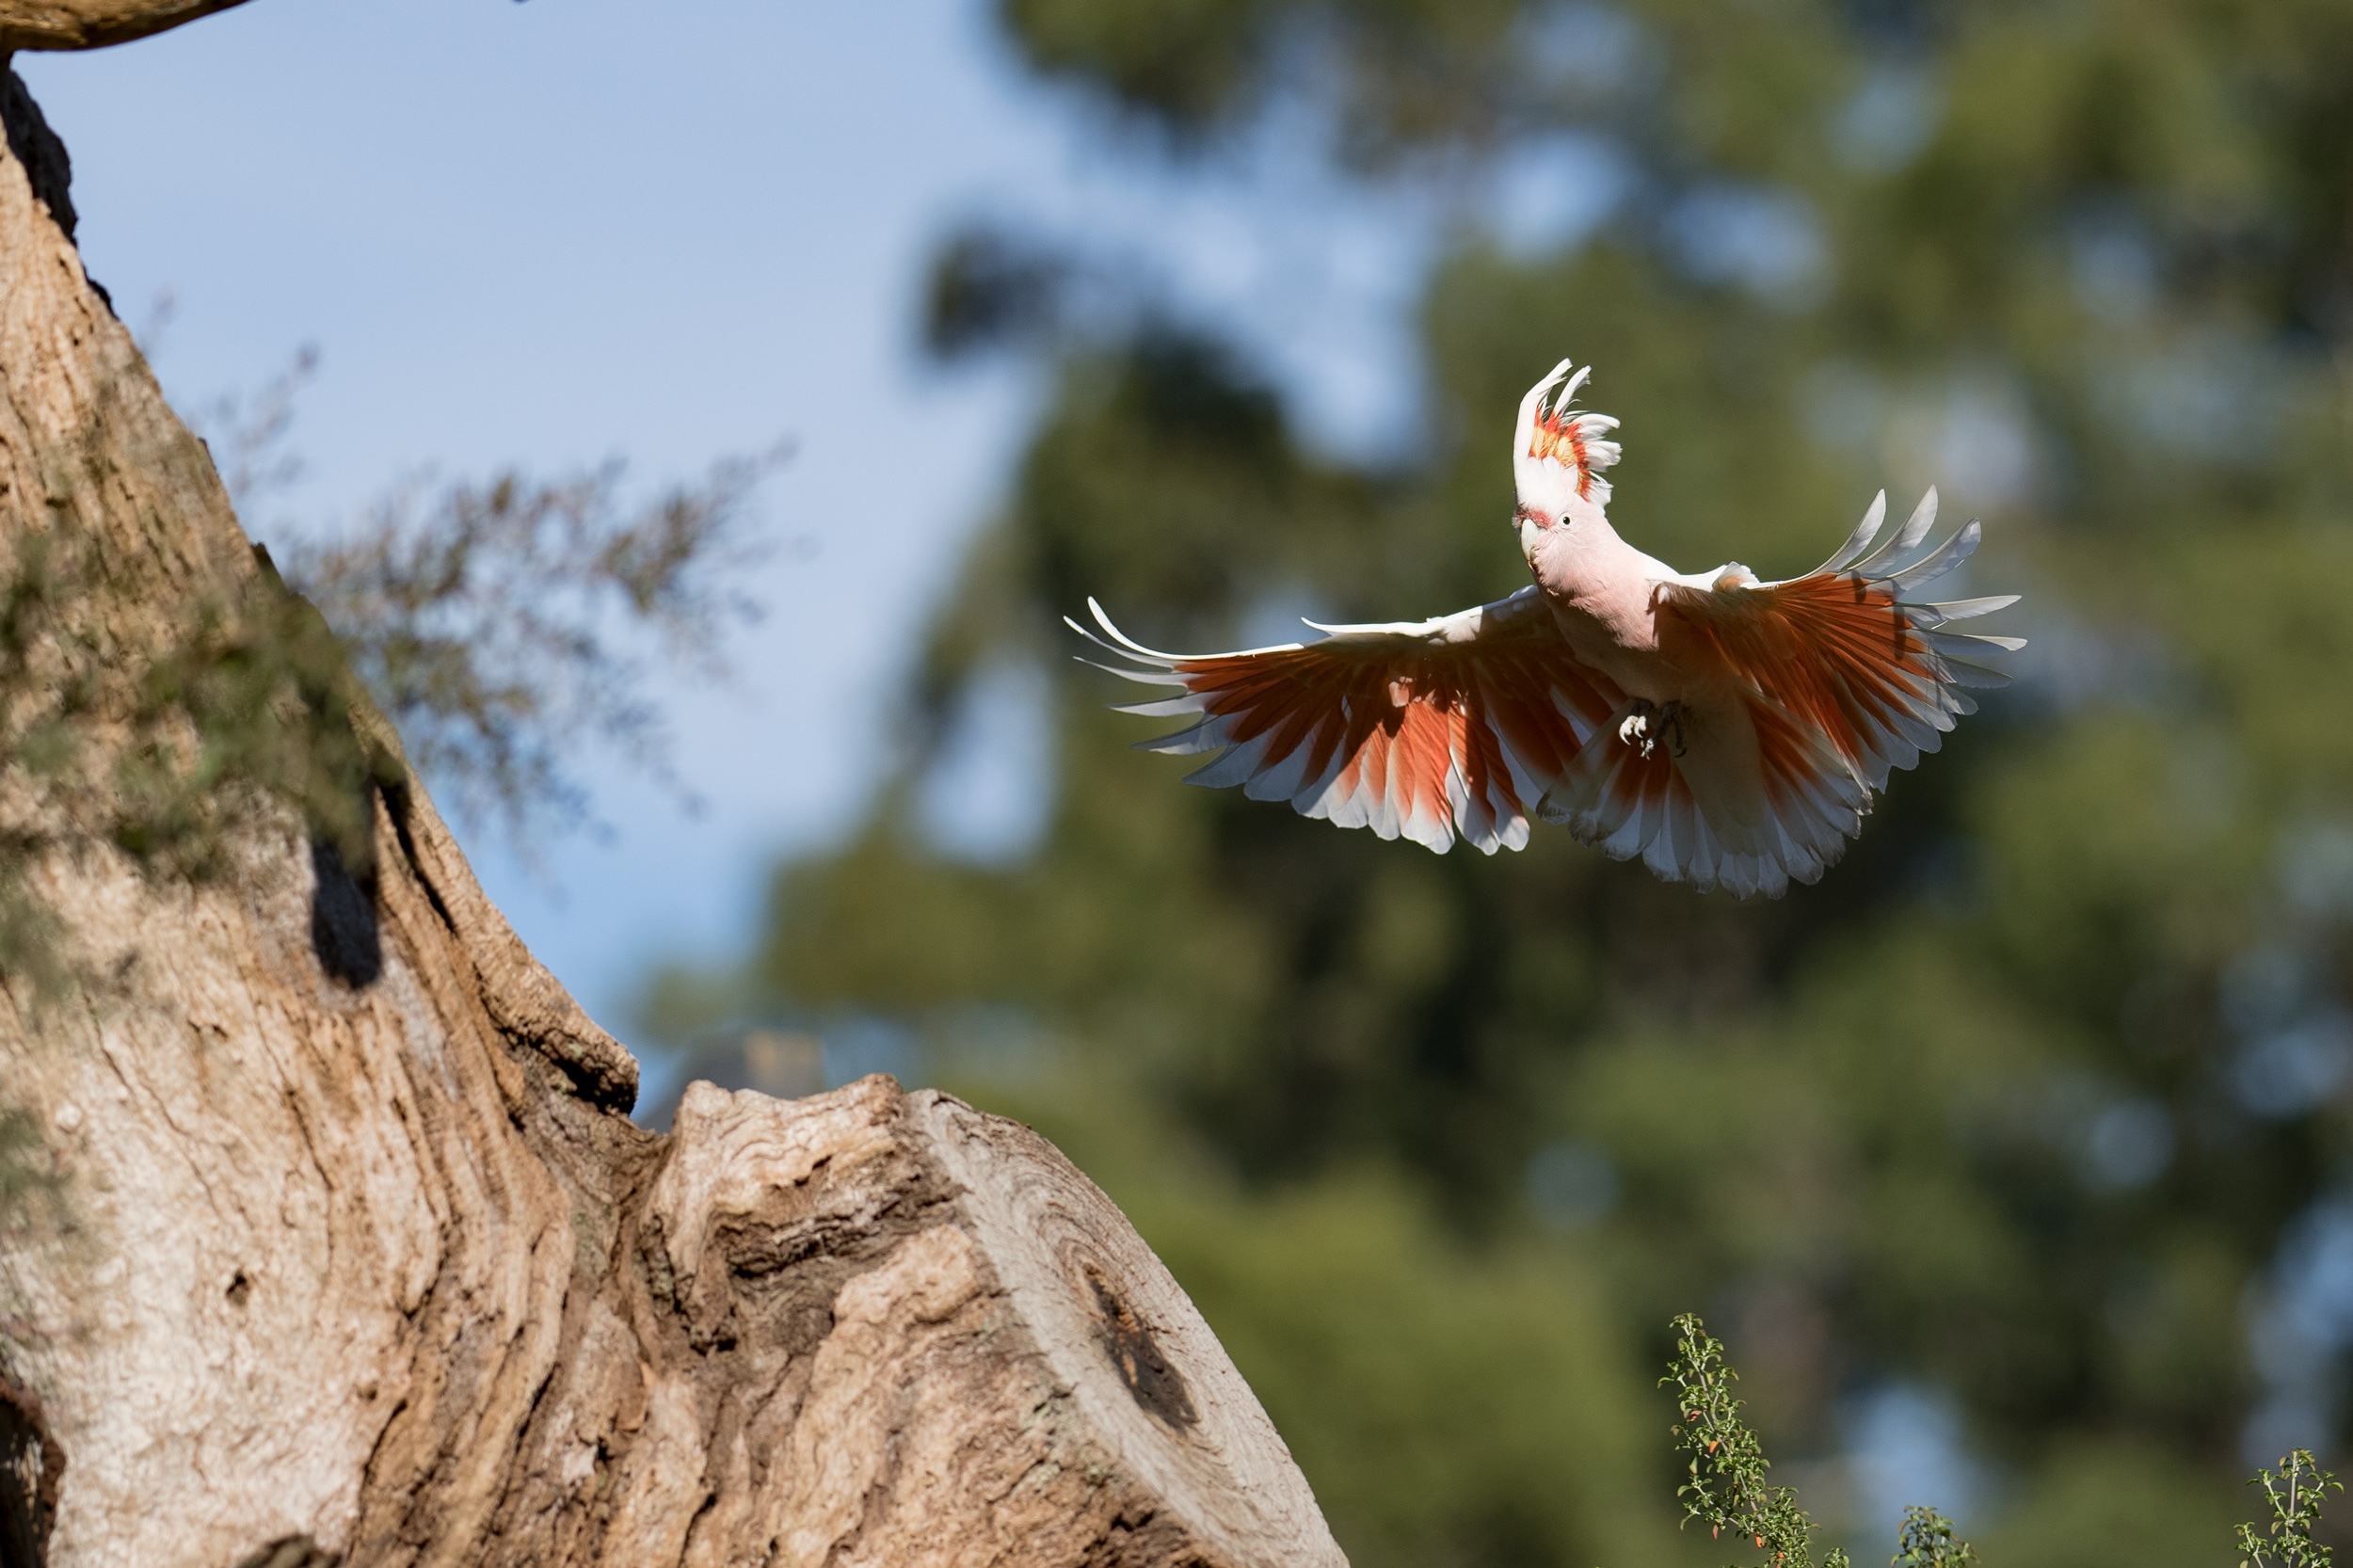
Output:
[{"left": 0, "top": 28, "right": 1341, "bottom": 1568}]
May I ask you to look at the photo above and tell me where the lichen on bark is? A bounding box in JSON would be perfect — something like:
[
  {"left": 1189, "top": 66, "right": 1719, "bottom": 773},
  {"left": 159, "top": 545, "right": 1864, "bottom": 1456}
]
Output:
[{"left": 0, "top": 50, "right": 1338, "bottom": 1568}]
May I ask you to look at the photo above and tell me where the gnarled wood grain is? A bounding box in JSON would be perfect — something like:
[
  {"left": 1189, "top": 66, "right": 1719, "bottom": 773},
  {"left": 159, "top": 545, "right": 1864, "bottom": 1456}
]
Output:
[
  {"left": 0, "top": 60, "right": 1342, "bottom": 1568},
  {"left": 0, "top": 0, "right": 249, "bottom": 52}
]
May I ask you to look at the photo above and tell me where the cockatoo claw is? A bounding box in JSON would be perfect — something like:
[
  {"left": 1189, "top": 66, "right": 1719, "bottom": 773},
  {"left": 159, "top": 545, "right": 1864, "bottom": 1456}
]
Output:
[{"left": 1617, "top": 699, "right": 1688, "bottom": 760}]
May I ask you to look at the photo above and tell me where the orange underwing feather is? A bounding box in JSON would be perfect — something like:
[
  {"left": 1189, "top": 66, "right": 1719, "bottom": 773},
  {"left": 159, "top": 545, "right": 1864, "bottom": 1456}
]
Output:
[{"left": 1072, "top": 590, "right": 1620, "bottom": 856}]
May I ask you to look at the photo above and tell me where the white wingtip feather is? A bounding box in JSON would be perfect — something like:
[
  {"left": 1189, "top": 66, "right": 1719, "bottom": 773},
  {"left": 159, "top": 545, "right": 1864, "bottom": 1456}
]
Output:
[
  {"left": 1086, "top": 599, "right": 1179, "bottom": 662},
  {"left": 1855, "top": 488, "right": 1939, "bottom": 574},
  {"left": 1817, "top": 489, "right": 1887, "bottom": 575}
]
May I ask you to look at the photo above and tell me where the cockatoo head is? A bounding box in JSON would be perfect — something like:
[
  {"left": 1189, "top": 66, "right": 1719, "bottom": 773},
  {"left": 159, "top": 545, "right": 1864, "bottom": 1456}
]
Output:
[{"left": 1512, "top": 358, "right": 1621, "bottom": 552}]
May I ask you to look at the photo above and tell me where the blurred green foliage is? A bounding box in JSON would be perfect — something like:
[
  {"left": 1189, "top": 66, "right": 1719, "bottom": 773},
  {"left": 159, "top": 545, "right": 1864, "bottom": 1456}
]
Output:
[
  {"left": 653, "top": 1, "right": 2353, "bottom": 1562},
  {"left": 0, "top": 520, "right": 396, "bottom": 998},
  {"left": 0, "top": 1107, "right": 62, "bottom": 1248}
]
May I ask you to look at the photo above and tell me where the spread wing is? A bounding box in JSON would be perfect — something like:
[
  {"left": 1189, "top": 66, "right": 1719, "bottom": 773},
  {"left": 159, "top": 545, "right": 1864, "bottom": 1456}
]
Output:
[
  {"left": 1070, "top": 588, "right": 1622, "bottom": 854},
  {"left": 1620, "top": 488, "right": 2022, "bottom": 891}
]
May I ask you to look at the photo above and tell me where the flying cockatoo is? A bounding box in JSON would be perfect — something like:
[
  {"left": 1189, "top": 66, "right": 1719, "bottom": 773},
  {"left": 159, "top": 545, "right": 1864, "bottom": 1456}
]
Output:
[{"left": 1070, "top": 358, "right": 2022, "bottom": 898}]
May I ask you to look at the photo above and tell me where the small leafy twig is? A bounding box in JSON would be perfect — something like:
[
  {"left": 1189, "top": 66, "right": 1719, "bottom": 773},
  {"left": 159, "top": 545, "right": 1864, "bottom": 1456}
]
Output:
[
  {"left": 277, "top": 452, "right": 780, "bottom": 845},
  {"left": 2239, "top": 1450, "right": 2341, "bottom": 1568},
  {"left": 1662, "top": 1312, "right": 1850, "bottom": 1568},
  {"left": 198, "top": 343, "right": 318, "bottom": 513},
  {"left": 189, "top": 344, "right": 787, "bottom": 854},
  {"left": 1892, "top": 1505, "right": 1977, "bottom": 1567}
]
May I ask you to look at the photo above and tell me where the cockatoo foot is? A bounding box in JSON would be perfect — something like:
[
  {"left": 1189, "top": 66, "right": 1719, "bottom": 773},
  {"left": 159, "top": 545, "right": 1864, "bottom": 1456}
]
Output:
[{"left": 1616, "top": 699, "right": 1689, "bottom": 760}]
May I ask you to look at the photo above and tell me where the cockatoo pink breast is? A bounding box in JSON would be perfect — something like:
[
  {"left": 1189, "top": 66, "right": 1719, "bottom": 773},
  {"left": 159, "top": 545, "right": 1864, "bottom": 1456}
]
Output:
[{"left": 1071, "top": 356, "right": 2022, "bottom": 899}]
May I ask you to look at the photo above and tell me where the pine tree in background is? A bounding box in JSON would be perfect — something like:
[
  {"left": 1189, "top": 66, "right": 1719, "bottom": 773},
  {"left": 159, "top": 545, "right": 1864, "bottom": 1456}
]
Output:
[{"left": 647, "top": 4, "right": 2353, "bottom": 1565}]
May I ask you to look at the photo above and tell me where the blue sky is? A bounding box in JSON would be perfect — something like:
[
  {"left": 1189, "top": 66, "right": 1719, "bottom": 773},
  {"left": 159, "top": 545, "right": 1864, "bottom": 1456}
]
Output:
[
  {"left": 18, "top": 4, "right": 2041, "bottom": 1515},
  {"left": 18, "top": 0, "right": 1464, "bottom": 1036}
]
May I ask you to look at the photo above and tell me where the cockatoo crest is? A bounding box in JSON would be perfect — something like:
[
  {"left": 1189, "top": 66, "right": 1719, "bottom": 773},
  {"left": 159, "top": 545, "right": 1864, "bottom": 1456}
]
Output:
[{"left": 1513, "top": 358, "right": 1622, "bottom": 524}]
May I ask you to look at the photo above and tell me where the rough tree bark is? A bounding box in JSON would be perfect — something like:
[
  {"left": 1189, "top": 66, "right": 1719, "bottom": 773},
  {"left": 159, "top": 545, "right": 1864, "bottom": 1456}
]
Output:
[
  {"left": 0, "top": 20, "right": 1346, "bottom": 1568},
  {"left": 0, "top": 0, "right": 246, "bottom": 53}
]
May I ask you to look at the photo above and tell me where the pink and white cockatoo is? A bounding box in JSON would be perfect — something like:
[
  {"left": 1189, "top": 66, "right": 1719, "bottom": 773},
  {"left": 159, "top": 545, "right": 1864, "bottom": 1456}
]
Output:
[{"left": 1071, "top": 357, "right": 2023, "bottom": 898}]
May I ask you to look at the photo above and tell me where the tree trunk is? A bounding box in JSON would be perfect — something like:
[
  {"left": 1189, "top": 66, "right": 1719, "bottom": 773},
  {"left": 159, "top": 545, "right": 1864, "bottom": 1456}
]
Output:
[{"left": 0, "top": 60, "right": 1344, "bottom": 1568}]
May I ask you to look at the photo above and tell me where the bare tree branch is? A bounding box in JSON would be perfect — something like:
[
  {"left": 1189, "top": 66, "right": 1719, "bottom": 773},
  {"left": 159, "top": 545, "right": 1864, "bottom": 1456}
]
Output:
[{"left": 0, "top": 0, "right": 251, "bottom": 52}]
